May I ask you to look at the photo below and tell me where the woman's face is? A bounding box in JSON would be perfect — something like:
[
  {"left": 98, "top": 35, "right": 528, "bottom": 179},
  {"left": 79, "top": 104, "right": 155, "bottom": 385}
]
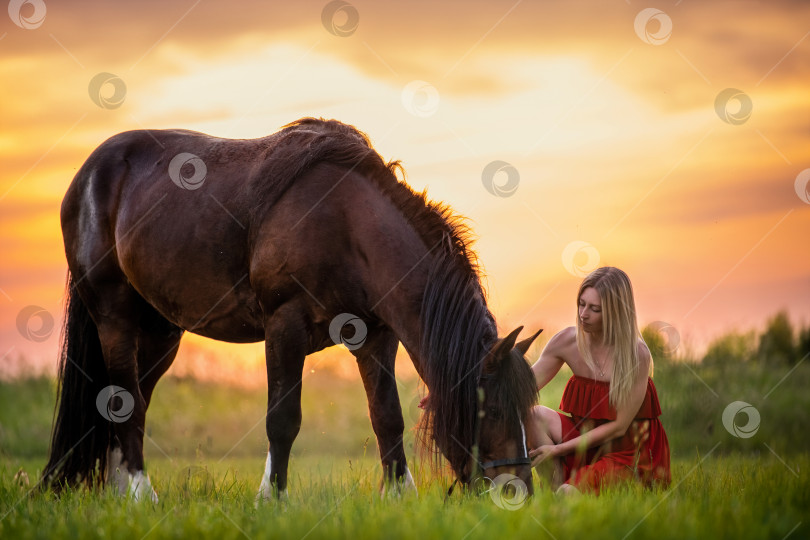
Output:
[{"left": 578, "top": 286, "right": 603, "bottom": 334}]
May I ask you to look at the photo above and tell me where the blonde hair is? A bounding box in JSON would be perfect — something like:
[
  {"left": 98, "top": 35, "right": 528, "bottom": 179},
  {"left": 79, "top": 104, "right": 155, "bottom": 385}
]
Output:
[{"left": 575, "top": 267, "right": 648, "bottom": 408}]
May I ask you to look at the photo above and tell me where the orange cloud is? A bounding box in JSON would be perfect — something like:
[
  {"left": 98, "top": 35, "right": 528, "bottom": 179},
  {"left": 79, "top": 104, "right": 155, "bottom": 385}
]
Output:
[{"left": 2, "top": 0, "right": 809, "bottom": 379}]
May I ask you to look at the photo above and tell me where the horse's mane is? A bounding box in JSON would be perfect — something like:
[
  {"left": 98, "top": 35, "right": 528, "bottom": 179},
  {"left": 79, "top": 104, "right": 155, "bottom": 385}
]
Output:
[
  {"left": 250, "top": 117, "right": 484, "bottom": 284},
  {"left": 252, "top": 118, "right": 532, "bottom": 479}
]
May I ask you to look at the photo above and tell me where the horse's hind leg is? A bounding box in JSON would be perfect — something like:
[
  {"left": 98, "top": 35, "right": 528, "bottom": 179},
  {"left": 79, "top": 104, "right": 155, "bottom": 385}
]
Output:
[
  {"left": 79, "top": 277, "right": 160, "bottom": 501},
  {"left": 257, "top": 301, "right": 308, "bottom": 500},
  {"left": 137, "top": 309, "right": 184, "bottom": 407},
  {"left": 107, "top": 308, "right": 184, "bottom": 495},
  {"left": 352, "top": 328, "right": 416, "bottom": 495}
]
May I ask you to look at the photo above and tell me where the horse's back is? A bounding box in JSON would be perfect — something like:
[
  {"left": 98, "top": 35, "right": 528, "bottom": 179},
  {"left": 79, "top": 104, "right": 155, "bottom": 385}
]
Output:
[
  {"left": 60, "top": 120, "right": 397, "bottom": 343},
  {"left": 61, "top": 129, "right": 281, "bottom": 341}
]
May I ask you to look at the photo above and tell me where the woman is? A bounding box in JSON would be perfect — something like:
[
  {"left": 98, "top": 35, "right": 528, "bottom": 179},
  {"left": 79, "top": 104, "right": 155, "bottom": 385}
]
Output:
[{"left": 527, "top": 266, "right": 670, "bottom": 495}]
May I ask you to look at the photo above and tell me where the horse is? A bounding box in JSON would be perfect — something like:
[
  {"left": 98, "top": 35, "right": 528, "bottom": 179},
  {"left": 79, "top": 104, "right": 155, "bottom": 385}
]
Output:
[{"left": 41, "top": 118, "right": 541, "bottom": 501}]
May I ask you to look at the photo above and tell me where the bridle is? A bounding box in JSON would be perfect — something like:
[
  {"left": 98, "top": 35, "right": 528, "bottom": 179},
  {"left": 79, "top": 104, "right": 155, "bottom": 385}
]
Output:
[{"left": 446, "top": 374, "right": 531, "bottom": 497}]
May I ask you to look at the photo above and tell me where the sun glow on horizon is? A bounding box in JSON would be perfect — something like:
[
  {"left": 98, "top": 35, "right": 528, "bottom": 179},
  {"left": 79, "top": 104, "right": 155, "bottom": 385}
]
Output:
[{"left": 1, "top": 1, "right": 809, "bottom": 380}]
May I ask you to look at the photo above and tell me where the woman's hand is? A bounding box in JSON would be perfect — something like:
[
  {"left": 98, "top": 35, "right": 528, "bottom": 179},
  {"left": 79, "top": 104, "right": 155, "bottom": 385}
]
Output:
[{"left": 529, "top": 445, "right": 558, "bottom": 467}]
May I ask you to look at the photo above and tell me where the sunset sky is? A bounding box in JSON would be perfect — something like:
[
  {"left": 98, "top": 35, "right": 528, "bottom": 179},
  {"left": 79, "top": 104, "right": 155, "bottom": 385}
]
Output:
[{"left": 1, "top": 0, "right": 809, "bottom": 381}]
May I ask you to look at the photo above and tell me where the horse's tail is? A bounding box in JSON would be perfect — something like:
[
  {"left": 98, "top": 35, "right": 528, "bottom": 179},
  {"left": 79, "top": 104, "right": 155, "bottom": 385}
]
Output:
[{"left": 41, "top": 272, "right": 112, "bottom": 491}]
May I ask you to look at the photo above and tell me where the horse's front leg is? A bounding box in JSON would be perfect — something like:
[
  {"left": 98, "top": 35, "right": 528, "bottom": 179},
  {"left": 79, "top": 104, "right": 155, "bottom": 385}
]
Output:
[
  {"left": 352, "top": 327, "right": 417, "bottom": 496},
  {"left": 257, "top": 303, "right": 308, "bottom": 501}
]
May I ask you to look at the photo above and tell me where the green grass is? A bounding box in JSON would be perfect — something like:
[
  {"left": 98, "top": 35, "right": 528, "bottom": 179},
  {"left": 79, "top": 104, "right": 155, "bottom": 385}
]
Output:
[
  {"left": 5, "top": 360, "right": 807, "bottom": 461},
  {"left": 0, "top": 454, "right": 806, "bottom": 539},
  {"left": 1, "top": 360, "right": 808, "bottom": 539}
]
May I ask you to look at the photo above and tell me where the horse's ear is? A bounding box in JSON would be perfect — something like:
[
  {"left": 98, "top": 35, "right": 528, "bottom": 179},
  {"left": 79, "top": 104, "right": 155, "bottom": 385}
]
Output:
[
  {"left": 515, "top": 329, "right": 543, "bottom": 357},
  {"left": 483, "top": 326, "right": 523, "bottom": 374}
]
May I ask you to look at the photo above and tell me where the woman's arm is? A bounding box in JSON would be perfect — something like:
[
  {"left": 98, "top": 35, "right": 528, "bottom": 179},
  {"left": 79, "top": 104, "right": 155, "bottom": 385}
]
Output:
[
  {"left": 531, "top": 343, "right": 651, "bottom": 462},
  {"left": 530, "top": 328, "right": 569, "bottom": 391}
]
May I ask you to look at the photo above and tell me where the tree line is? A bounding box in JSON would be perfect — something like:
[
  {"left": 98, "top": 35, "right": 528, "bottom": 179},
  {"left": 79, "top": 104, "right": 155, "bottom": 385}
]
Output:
[{"left": 643, "top": 310, "right": 810, "bottom": 365}]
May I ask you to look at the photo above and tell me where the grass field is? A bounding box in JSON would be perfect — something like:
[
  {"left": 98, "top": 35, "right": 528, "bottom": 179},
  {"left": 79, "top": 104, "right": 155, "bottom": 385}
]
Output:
[{"left": 1, "top": 359, "right": 808, "bottom": 539}]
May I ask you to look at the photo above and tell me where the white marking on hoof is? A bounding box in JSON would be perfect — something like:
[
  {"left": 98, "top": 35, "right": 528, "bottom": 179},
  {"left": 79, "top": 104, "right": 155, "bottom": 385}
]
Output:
[
  {"left": 380, "top": 466, "right": 418, "bottom": 498},
  {"left": 257, "top": 451, "right": 273, "bottom": 501},
  {"left": 255, "top": 451, "right": 288, "bottom": 505},
  {"left": 128, "top": 471, "right": 159, "bottom": 503},
  {"left": 402, "top": 466, "right": 418, "bottom": 495}
]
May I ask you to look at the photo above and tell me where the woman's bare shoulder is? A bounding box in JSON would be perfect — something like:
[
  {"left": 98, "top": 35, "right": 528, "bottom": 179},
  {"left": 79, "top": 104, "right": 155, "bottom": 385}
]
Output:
[{"left": 545, "top": 326, "right": 577, "bottom": 353}]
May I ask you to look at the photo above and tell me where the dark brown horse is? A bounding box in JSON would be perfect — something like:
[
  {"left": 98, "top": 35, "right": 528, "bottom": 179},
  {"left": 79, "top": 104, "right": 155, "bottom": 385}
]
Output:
[{"left": 42, "top": 118, "right": 540, "bottom": 500}]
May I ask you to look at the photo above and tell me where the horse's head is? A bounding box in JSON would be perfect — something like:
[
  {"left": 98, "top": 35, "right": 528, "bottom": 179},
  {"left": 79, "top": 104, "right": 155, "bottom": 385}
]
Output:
[
  {"left": 464, "top": 326, "right": 541, "bottom": 496},
  {"left": 415, "top": 309, "right": 541, "bottom": 499}
]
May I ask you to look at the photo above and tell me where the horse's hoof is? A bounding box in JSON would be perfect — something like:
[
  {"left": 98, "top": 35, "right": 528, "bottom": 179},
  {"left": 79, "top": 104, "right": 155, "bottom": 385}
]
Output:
[
  {"left": 128, "top": 471, "right": 159, "bottom": 503},
  {"left": 380, "top": 467, "right": 418, "bottom": 498}
]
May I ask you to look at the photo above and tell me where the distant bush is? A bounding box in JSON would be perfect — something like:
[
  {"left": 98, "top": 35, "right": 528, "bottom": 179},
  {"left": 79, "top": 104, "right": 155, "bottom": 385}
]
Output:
[
  {"left": 702, "top": 330, "right": 757, "bottom": 365},
  {"left": 696, "top": 311, "right": 809, "bottom": 366},
  {"left": 757, "top": 310, "right": 796, "bottom": 364},
  {"left": 797, "top": 324, "right": 810, "bottom": 363}
]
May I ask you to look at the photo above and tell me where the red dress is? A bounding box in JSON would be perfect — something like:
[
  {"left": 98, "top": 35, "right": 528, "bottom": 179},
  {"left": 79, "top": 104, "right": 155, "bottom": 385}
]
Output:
[{"left": 556, "top": 375, "right": 671, "bottom": 493}]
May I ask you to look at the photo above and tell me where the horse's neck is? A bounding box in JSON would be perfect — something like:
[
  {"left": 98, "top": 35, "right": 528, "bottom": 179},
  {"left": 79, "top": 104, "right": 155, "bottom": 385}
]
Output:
[
  {"left": 345, "top": 189, "right": 488, "bottom": 381},
  {"left": 366, "top": 255, "right": 431, "bottom": 378},
  {"left": 369, "top": 248, "right": 492, "bottom": 384}
]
